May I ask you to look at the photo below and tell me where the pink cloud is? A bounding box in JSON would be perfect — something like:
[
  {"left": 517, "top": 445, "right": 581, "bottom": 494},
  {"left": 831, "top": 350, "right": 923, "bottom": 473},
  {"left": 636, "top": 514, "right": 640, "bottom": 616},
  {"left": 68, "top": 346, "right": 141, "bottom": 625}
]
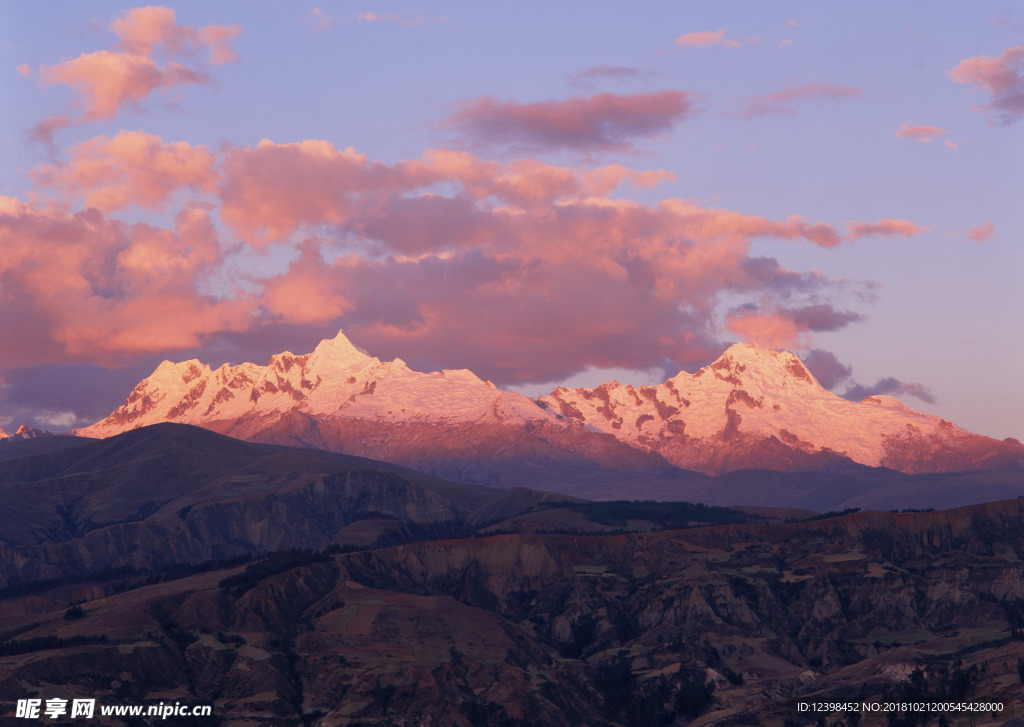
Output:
[
  {"left": 40, "top": 50, "right": 207, "bottom": 121},
  {"left": 967, "top": 221, "right": 995, "bottom": 242},
  {"left": 738, "top": 81, "right": 863, "bottom": 119},
  {"left": 33, "top": 131, "right": 217, "bottom": 211},
  {"left": 949, "top": 45, "right": 1024, "bottom": 123},
  {"left": 260, "top": 243, "right": 354, "bottom": 324},
  {"left": 110, "top": 6, "right": 240, "bottom": 63},
  {"left": 893, "top": 122, "right": 946, "bottom": 142},
  {"left": 945, "top": 139, "right": 959, "bottom": 149},
  {"left": 15, "top": 63, "right": 31, "bottom": 77},
  {"left": 6, "top": 139, "right": 877, "bottom": 384},
  {"left": 846, "top": 218, "right": 929, "bottom": 240},
  {"left": 726, "top": 310, "right": 804, "bottom": 350},
  {"left": 0, "top": 203, "right": 247, "bottom": 367},
  {"left": 34, "top": 6, "right": 240, "bottom": 123},
  {"left": 439, "top": 90, "right": 698, "bottom": 152},
  {"left": 725, "top": 304, "right": 864, "bottom": 352},
  {"left": 674, "top": 30, "right": 741, "bottom": 49},
  {"left": 219, "top": 139, "right": 436, "bottom": 246}
]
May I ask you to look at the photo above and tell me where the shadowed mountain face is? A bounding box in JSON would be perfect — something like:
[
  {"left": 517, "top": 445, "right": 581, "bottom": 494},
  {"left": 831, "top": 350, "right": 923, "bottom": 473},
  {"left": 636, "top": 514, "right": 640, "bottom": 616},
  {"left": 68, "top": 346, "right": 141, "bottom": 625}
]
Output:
[
  {"left": 0, "top": 423, "right": 576, "bottom": 590},
  {"left": 4, "top": 423, "right": 1024, "bottom": 592},
  {"left": 3, "top": 500, "right": 1024, "bottom": 725}
]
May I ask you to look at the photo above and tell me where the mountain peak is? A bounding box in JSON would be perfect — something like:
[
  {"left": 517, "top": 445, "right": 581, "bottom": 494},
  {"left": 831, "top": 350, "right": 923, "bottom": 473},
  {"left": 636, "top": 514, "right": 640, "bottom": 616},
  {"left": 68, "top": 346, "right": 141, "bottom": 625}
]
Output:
[
  {"left": 699, "top": 343, "right": 820, "bottom": 389},
  {"left": 308, "top": 329, "right": 375, "bottom": 373},
  {"left": 0, "top": 424, "right": 44, "bottom": 440}
]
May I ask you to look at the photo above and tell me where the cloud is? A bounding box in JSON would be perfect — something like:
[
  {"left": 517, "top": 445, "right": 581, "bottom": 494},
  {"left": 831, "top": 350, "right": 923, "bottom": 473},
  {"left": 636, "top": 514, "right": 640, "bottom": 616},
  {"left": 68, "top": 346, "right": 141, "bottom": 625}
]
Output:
[
  {"left": 725, "top": 304, "right": 864, "bottom": 351},
  {"left": 260, "top": 242, "right": 353, "bottom": 324},
  {"left": 356, "top": 11, "right": 444, "bottom": 27},
  {"left": 726, "top": 310, "right": 803, "bottom": 349},
  {"left": 674, "top": 30, "right": 741, "bottom": 49},
  {"left": 802, "top": 348, "right": 853, "bottom": 389},
  {"left": 568, "top": 65, "right": 653, "bottom": 89},
  {"left": 967, "top": 221, "right": 995, "bottom": 242},
  {"left": 783, "top": 304, "right": 865, "bottom": 332},
  {"left": 40, "top": 50, "right": 208, "bottom": 122},
  {"left": 306, "top": 8, "right": 444, "bottom": 30},
  {"left": 26, "top": 115, "right": 72, "bottom": 152},
  {"left": 949, "top": 45, "right": 1024, "bottom": 124},
  {"left": 945, "top": 139, "right": 959, "bottom": 149},
  {"left": 219, "top": 139, "right": 436, "bottom": 246},
  {"left": 843, "top": 377, "right": 937, "bottom": 405},
  {"left": 439, "top": 90, "right": 698, "bottom": 153},
  {"left": 801, "top": 348, "right": 936, "bottom": 405},
  {"left": 32, "top": 6, "right": 240, "bottom": 124},
  {"left": 5, "top": 138, "right": 879, "bottom": 387},
  {"left": 111, "top": 6, "right": 240, "bottom": 63},
  {"left": 0, "top": 359, "right": 164, "bottom": 431},
  {"left": 893, "top": 122, "right": 946, "bottom": 142},
  {"left": 33, "top": 131, "right": 217, "bottom": 211},
  {"left": 0, "top": 201, "right": 248, "bottom": 367},
  {"left": 846, "top": 218, "right": 928, "bottom": 240},
  {"left": 738, "top": 81, "right": 863, "bottom": 119}
]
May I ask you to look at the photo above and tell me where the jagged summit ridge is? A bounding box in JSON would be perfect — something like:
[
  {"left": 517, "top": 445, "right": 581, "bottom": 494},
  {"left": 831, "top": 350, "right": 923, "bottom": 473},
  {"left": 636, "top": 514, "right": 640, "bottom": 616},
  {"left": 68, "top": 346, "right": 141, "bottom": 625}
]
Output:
[
  {"left": 0, "top": 424, "right": 43, "bottom": 441},
  {"left": 78, "top": 330, "right": 554, "bottom": 439},
  {"left": 537, "top": 341, "right": 1013, "bottom": 472},
  {"left": 77, "top": 333, "right": 1024, "bottom": 477}
]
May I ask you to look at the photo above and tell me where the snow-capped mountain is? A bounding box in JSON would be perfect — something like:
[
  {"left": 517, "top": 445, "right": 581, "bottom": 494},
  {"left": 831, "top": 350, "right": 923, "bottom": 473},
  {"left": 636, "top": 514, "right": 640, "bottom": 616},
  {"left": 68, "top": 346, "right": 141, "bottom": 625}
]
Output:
[
  {"left": 77, "top": 331, "right": 669, "bottom": 492},
  {"left": 0, "top": 424, "right": 43, "bottom": 441},
  {"left": 79, "top": 331, "right": 551, "bottom": 436},
  {"left": 78, "top": 332, "right": 1023, "bottom": 484},
  {"left": 538, "top": 343, "right": 1023, "bottom": 474}
]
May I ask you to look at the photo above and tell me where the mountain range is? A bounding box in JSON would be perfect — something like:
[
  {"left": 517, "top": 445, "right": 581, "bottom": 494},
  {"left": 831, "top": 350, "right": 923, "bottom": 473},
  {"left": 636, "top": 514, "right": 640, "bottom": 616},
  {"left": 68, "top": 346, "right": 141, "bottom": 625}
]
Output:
[
  {"left": 0, "top": 425, "right": 43, "bottom": 442},
  {"left": 75, "top": 331, "right": 1024, "bottom": 501}
]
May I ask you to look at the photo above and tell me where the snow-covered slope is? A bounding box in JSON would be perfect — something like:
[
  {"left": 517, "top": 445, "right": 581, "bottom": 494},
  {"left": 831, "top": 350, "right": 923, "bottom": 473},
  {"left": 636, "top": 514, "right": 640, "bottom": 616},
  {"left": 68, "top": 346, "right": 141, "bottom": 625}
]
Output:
[
  {"left": 538, "top": 343, "right": 1023, "bottom": 473},
  {"left": 76, "top": 331, "right": 677, "bottom": 493},
  {"left": 79, "top": 331, "right": 553, "bottom": 438},
  {"left": 79, "top": 333, "right": 1023, "bottom": 478}
]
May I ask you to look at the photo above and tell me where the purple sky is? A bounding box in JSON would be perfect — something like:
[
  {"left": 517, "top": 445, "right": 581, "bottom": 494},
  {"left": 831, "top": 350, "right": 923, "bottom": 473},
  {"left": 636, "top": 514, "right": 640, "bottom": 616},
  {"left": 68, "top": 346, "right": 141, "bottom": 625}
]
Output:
[{"left": 1, "top": 3, "right": 1021, "bottom": 440}]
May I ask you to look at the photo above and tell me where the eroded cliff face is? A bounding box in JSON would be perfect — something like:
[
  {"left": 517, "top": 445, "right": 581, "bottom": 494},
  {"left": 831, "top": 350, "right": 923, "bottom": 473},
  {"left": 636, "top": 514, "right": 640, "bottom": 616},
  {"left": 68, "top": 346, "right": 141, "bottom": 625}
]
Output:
[
  {"left": 5, "top": 503, "right": 1024, "bottom": 725},
  {"left": 0, "top": 470, "right": 479, "bottom": 589}
]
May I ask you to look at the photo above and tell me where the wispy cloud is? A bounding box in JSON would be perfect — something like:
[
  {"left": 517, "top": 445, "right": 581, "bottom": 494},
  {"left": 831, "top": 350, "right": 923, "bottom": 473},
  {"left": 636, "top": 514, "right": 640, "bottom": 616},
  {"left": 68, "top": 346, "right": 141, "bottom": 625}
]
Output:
[
  {"left": 439, "top": 90, "right": 699, "bottom": 153},
  {"left": 802, "top": 348, "right": 936, "bottom": 404},
  {"left": 737, "top": 81, "right": 863, "bottom": 119},
  {"left": 674, "top": 30, "right": 741, "bottom": 49},
  {"left": 893, "top": 122, "right": 946, "bottom": 142},
  {"left": 966, "top": 221, "right": 995, "bottom": 242},
  {"left": 306, "top": 7, "right": 445, "bottom": 30},
  {"left": 846, "top": 219, "right": 929, "bottom": 240},
  {"left": 567, "top": 65, "right": 654, "bottom": 90}
]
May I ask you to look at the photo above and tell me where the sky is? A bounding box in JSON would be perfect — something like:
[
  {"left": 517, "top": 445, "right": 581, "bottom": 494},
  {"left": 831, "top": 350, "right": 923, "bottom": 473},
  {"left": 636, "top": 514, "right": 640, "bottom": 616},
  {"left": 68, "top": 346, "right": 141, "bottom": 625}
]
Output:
[{"left": 0, "top": 2, "right": 1022, "bottom": 440}]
